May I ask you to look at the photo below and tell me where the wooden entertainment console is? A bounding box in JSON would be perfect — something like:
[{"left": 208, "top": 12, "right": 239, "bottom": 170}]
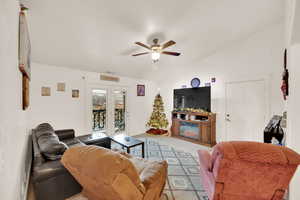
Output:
[{"left": 171, "top": 111, "right": 216, "bottom": 147}]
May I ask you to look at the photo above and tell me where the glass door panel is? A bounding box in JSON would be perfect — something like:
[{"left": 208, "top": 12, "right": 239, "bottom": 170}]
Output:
[
  {"left": 92, "top": 89, "right": 107, "bottom": 132},
  {"left": 113, "top": 89, "right": 126, "bottom": 133}
]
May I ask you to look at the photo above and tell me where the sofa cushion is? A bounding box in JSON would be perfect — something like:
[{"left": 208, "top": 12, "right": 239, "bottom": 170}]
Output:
[
  {"left": 38, "top": 133, "right": 68, "bottom": 160},
  {"left": 62, "top": 138, "right": 85, "bottom": 148},
  {"left": 35, "top": 123, "right": 68, "bottom": 160},
  {"left": 35, "top": 123, "right": 55, "bottom": 139}
]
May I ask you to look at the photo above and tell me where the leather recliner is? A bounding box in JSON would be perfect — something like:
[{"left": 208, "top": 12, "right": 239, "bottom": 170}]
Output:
[{"left": 61, "top": 145, "right": 168, "bottom": 200}]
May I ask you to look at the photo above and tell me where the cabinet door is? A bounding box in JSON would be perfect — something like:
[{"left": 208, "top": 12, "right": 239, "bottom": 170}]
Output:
[
  {"left": 171, "top": 120, "right": 179, "bottom": 136},
  {"left": 201, "top": 124, "right": 211, "bottom": 144}
]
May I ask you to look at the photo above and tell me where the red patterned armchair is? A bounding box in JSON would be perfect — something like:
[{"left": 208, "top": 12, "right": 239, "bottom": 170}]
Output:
[{"left": 198, "top": 141, "right": 300, "bottom": 200}]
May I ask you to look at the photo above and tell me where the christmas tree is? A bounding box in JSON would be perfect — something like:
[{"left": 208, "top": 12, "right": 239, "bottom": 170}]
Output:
[{"left": 146, "top": 94, "right": 169, "bottom": 135}]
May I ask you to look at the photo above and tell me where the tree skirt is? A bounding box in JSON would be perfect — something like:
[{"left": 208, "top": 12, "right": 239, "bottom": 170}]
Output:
[{"left": 146, "top": 128, "right": 168, "bottom": 135}]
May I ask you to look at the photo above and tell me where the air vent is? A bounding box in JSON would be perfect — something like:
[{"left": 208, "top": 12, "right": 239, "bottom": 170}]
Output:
[{"left": 100, "top": 75, "right": 120, "bottom": 82}]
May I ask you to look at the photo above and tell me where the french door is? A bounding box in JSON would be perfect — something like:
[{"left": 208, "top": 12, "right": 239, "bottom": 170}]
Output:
[{"left": 88, "top": 85, "right": 127, "bottom": 136}]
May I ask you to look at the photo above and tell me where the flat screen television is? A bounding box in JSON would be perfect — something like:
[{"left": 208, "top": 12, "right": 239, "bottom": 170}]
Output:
[{"left": 173, "top": 87, "right": 211, "bottom": 112}]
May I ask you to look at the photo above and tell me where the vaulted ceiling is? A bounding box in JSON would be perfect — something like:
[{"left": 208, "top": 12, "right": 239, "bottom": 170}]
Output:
[{"left": 25, "top": 0, "right": 284, "bottom": 79}]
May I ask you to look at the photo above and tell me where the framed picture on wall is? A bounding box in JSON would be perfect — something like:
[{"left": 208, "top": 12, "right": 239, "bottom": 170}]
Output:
[
  {"left": 137, "top": 85, "right": 145, "bottom": 96},
  {"left": 41, "top": 87, "right": 51, "bottom": 96},
  {"left": 57, "top": 82, "right": 66, "bottom": 92},
  {"left": 72, "top": 89, "right": 80, "bottom": 98}
]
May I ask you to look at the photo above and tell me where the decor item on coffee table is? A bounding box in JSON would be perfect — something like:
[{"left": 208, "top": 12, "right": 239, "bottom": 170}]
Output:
[
  {"left": 198, "top": 141, "right": 300, "bottom": 200},
  {"left": 146, "top": 94, "right": 169, "bottom": 135},
  {"left": 62, "top": 145, "right": 168, "bottom": 200},
  {"left": 110, "top": 134, "right": 145, "bottom": 158}
]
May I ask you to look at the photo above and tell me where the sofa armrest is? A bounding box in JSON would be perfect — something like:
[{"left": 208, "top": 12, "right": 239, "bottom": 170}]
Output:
[
  {"left": 198, "top": 150, "right": 213, "bottom": 171},
  {"left": 140, "top": 160, "right": 168, "bottom": 190},
  {"left": 55, "top": 129, "right": 75, "bottom": 141},
  {"left": 32, "top": 160, "right": 68, "bottom": 183},
  {"left": 32, "top": 130, "right": 45, "bottom": 166},
  {"left": 111, "top": 174, "right": 144, "bottom": 200}
]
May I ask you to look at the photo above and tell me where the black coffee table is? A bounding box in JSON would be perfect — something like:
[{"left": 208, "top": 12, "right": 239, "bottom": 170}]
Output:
[
  {"left": 77, "top": 132, "right": 111, "bottom": 149},
  {"left": 110, "top": 134, "right": 145, "bottom": 158}
]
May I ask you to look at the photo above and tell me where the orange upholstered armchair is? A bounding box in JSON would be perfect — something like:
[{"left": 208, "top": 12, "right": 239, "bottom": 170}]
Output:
[
  {"left": 61, "top": 145, "right": 168, "bottom": 200},
  {"left": 198, "top": 141, "right": 300, "bottom": 200}
]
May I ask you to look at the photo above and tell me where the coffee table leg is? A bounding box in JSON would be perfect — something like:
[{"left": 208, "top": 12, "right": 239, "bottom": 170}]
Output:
[
  {"left": 142, "top": 143, "right": 145, "bottom": 158},
  {"left": 127, "top": 147, "right": 130, "bottom": 154}
]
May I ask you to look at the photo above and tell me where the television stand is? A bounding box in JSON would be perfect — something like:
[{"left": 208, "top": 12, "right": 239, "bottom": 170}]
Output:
[{"left": 171, "top": 111, "right": 216, "bottom": 147}]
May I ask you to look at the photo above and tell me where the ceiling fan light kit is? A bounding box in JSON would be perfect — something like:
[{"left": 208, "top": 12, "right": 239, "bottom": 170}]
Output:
[
  {"left": 132, "top": 38, "right": 180, "bottom": 62},
  {"left": 151, "top": 52, "right": 160, "bottom": 63}
]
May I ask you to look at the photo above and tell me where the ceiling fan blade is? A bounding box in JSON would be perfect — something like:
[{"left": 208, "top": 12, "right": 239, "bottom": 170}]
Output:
[
  {"left": 162, "top": 40, "right": 176, "bottom": 49},
  {"left": 132, "top": 52, "right": 150, "bottom": 56},
  {"left": 135, "top": 42, "right": 151, "bottom": 50},
  {"left": 162, "top": 51, "right": 181, "bottom": 56}
]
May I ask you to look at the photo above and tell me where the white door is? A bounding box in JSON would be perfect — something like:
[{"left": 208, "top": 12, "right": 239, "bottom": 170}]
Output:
[
  {"left": 88, "top": 86, "right": 128, "bottom": 136},
  {"left": 225, "top": 80, "right": 267, "bottom": 142}
]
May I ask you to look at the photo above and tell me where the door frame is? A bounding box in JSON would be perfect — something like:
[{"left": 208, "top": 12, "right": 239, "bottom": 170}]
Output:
[
  {"left": 86, "top": 82, "right": 129, "bottom": 136},
  {"left": 224, "top": 78, "right": 270, "bottom": 142}
]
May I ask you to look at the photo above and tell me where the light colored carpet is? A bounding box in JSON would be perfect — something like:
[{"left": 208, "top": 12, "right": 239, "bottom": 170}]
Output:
[{"left": 136, "top": 134, "right": 211, "bottom": 157}]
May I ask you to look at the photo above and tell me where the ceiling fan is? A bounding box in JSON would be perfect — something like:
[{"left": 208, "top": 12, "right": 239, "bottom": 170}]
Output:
[{"left": 132, "top": 38, "right": 181, "bottom": 62}]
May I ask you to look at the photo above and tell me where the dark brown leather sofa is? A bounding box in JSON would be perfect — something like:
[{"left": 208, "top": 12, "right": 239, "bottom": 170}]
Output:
[{"left": 31, "top": 123, "right": 111, "bottom": 200}]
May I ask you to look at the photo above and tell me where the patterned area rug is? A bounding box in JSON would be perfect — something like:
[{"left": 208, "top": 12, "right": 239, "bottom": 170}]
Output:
[
  {"left": 67, "top": 138, "right": 209, "bottom": 200},
  {"left": 112, "top": 138, "right": 209, "bottom": 200}
]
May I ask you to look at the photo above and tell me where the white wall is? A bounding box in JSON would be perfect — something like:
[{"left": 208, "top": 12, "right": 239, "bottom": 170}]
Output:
[
  {"left": 0, "top": 1, "right": 31, "bottom": 200},
  {"left": 29, "top": 63, "right": 158, "bottom": 136},
  {"left": 148, "top": 23, "right": 285, "bottom": 142},
  {"left": 286, "top": 1, "right": 300, "bottom": 199},
  {"left": 287, "top": 43, "right": 300, "bottom": 200}
]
